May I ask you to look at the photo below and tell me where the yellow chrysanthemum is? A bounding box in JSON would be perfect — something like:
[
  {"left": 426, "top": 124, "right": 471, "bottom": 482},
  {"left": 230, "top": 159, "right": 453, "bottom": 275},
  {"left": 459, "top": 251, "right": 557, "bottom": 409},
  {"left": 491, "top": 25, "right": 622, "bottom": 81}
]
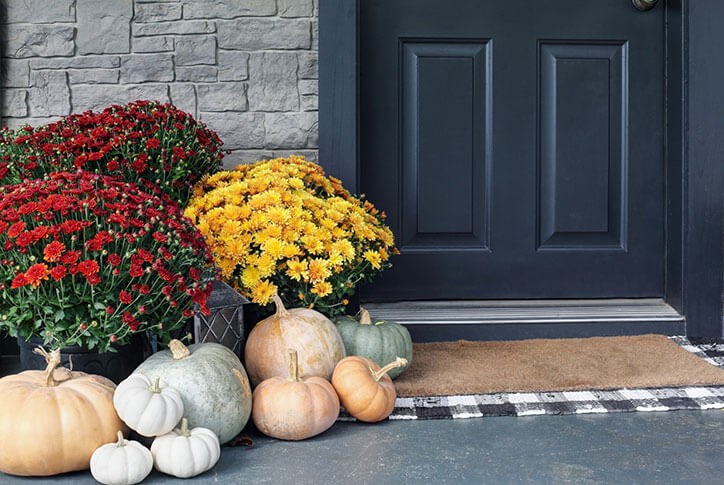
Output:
[
  {"left": 364, "top": 250, "right": 382, "bottom": 269},
  {"left": 286, "top": 258, "right": 308, "bottom": 281},
  {"left": 307, "top": 258, "right": 331, "bottom": 283},
  {"left": 311, "top": 281, "right": 333, "bottom": 297},
  {"left": 251, "top": 280, "right": 277, "bottom": 305}
]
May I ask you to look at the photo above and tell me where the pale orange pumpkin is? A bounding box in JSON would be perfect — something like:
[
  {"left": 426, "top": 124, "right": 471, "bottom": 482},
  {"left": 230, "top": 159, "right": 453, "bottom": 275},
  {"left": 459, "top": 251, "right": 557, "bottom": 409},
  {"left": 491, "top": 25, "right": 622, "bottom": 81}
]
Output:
[
  {"left": 331, "top": 355, "right": 407, "bottom": 422},
  {"left": 244, "top": 295, "right": 346, "bottom": 386},
  {"left": 0, "top": 348, "right": 125, "bottom": 476},
  {"left": 252, "top": 349, "right": 340, "bottom": 440}
]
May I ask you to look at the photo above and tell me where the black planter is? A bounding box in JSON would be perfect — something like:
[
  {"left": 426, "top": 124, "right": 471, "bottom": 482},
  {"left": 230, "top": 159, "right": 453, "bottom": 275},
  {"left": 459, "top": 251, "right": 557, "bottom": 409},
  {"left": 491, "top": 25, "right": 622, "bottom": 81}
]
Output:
[{"left": 17, "top": 334, "right": 150, "bottom": 384}]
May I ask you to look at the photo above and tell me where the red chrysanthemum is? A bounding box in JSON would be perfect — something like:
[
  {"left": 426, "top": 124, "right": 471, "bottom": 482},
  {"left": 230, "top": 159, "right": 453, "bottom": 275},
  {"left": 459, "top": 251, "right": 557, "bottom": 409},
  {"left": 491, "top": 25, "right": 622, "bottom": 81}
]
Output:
[
  {"left": 77, "top": 259, "right": 100, "bottom": 277},
  {"left": 43, "top": 241, "right": 66, "bottom": 262},
  {"left": 50, "top": 266, "right": 67, "bottom": 281},
  {"left": 119, "top": 290, "right": 132, "bottom": 304},
  {"left": 25, "top": 263, "right": 50, "bottom": 288}
]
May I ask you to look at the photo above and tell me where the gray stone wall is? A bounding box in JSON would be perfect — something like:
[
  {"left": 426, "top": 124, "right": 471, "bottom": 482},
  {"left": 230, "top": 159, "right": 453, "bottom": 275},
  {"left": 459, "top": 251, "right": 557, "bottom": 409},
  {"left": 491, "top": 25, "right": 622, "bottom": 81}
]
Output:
[{"left": 1, "top": 0, "right": 319, "bottom": 167}]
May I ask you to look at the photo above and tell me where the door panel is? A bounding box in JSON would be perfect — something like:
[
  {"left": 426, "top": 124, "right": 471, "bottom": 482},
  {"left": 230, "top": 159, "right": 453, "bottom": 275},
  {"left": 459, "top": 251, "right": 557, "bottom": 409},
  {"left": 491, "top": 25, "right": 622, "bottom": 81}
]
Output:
[{"left": 360, "top": 0, "right": 664, "bottom": 301}]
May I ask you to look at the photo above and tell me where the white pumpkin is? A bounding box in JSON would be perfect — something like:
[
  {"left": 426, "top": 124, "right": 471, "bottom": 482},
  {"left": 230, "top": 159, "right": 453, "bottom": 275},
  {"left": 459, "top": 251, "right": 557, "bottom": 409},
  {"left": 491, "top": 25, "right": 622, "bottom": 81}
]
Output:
[
  {"left": 90, "top": 431, "right": 153, "bottom": 485},
  {"left": 113, "top": 374, "right": 184, "bottom": 437},
  {"left": 151, "top": 418, "right": 220, "bottom": 478}
]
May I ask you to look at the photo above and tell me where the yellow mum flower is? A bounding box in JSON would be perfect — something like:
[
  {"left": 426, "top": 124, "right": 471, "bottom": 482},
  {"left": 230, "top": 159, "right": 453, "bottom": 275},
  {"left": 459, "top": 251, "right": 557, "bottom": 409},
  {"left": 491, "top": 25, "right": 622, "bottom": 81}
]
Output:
[
  {"left": 307, "top": 258, "right": 331, "bottom": 283},
  {"left": 251, "top": 280, "right": 277, "bottom": 305},
  {"left": 241, "top": 266, "right": 261, "bottom": 288},
  {"left": 364, "top": 250, "right": 382, "bottom": 269},
  {"left": 311, "top": 281, "right": 333, "bottom": 297},
  {"left": 286, "top": 258, "right": 308, "bottom": 281}
]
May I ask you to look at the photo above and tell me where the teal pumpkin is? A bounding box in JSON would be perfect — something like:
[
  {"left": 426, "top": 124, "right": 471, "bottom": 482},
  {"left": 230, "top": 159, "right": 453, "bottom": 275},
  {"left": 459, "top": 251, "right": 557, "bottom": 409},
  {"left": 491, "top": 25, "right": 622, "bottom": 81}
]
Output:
[
  {"left": 132, "top": 340, "right": 252, "bottom": 445},
  {"left": 334, "top": 308, "right": 413, "bottom": 379}
]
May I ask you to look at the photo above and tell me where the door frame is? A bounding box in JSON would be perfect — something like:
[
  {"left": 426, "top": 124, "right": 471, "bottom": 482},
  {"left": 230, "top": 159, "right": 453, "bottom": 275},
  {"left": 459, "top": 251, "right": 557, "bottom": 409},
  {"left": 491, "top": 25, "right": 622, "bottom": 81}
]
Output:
[{"left": 318, "top": 0, "right": 724, "bottom": 337}]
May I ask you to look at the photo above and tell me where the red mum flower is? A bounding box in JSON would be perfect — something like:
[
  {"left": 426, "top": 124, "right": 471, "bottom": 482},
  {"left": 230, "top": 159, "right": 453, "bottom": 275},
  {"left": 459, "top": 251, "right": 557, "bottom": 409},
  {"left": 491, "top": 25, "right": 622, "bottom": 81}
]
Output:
[
  {"left": 50, "top": 266, "right": 67, "bottom": 281},
  {"left": 107, "top": 159, "right": 120, "bottom": 171},
  {"left": 129, "top": 264, "right": 144, "bottom": 278},
  {"left": 146, "top": 138, "right": 161, "bottom": 149},
  {"left": 7, "top": 221, "right": 25, "bottom": 238},
  {"left": 61, "top": 250, "right": 80, "bottom": 264},
  {"left": 107, "top": 253, "right": 121, "bottom": 266},
  {"left": 25, "top": 263, "right": 50, "bottom": 288},
  {"left": 119, "top": 290, "right": 133, "bottom": 304},
  {"left": 43, "top": 241, "right": 66, "bottom": 262},
  {"left": 77, "top": 259, "right": 100, "bottom": 277},
  {"left": 106, "top": 305, "right": 115, "bottom": 315},
  {"left": 122, "top": 311, "right": 140, "bottom": 331},
  {"left": 11, "top": 273, "right": 28, "bottom": 289},
  {"left": 152, "top": 231, "right": 167, "bottom": 243},
  {"left": 86, "top": 273, "right": 101, "bottom": 285},
  {"left": 162, "top": 285, "right": 173, "bottom": 297}
]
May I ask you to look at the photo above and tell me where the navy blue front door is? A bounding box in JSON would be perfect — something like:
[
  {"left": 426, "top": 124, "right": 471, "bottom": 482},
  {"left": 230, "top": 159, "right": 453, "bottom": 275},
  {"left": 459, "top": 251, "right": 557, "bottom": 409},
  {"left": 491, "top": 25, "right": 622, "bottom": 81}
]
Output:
[{"left": 359, "top": 0, "right": 665, "bottom": 301}]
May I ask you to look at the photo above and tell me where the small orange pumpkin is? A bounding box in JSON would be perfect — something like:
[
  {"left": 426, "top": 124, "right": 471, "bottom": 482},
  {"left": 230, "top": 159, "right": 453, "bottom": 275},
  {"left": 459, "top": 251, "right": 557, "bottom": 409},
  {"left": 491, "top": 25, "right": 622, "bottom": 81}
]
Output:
[
  {"left": 0, "top": 348, "right": 125, "bottom": 476},
  {"left": 331, "top": 355, "right": 407, "bottom": 423},
  {"left": 252, "top": 349, "right": 340, "bottom": 440}
]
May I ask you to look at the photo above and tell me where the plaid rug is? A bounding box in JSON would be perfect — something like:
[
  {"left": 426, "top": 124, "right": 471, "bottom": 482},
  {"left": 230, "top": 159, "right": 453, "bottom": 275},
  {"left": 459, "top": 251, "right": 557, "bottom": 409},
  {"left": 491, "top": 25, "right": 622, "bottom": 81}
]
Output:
[{"left": 342, "top": 336, "right": 724, "bottom": 421}]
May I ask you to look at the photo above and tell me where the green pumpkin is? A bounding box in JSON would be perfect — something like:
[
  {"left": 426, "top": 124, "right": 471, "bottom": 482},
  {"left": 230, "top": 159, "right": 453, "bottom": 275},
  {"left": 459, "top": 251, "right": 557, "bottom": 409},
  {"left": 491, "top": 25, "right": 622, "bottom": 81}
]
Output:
[
  {"left": 334, "top": 308, "right": 413, "bottom": 379},
  {"left": 133, "top": 340, "right": 252, "bottom": 445}
]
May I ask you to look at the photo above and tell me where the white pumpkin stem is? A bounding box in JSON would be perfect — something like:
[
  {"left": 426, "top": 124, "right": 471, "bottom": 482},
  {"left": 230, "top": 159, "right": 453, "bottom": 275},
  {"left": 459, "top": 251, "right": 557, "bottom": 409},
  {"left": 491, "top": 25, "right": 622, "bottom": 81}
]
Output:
[
  {"left": 150, "top": 376, "right": 161, "bottom": 393},
  {"left": 372, "top": 357, "right": 408, "bottom": 382},
  {"left": 288, "top": 349, "right": 300, "bottom": 382},
  {"left": 169, "top": 339, "right": 191, "bottom": 360},
  {"left": 179, "top": 418, "right": 191, "bottom": 437},
  {"left": 272, "top": 294, "right": 290, "bottom": 318},
  {"left": 115, "top": 430, "right": 127, "bottom": 447},
  {"left": 33, "top": 346, "right": 62, "bottom": 387},
  {"left": 358, "top": 307, "right": 373, "bottom": 325}
]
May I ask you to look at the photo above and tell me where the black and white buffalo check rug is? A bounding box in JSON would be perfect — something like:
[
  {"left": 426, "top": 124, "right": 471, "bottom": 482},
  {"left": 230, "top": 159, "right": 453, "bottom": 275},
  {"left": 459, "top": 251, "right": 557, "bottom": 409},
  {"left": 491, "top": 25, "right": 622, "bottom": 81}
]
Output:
[{"left": 342, "top": 336, "right": 724, "bottom": 421}]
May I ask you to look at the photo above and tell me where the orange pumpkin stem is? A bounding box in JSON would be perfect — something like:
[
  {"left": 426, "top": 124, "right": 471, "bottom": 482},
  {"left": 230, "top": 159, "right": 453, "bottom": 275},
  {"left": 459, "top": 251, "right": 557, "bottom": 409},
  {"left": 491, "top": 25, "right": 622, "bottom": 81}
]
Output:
[
  {"left": 272, "top": 294, "right": 290, "bottom": 318},
  {"left": 358, "top": 308, "right": 373, "bottom": 325},
  {"left": 169, "top": 339, "right": 191, "bottom": 360},
  {"left": 115, "top": 430, "right": 127, "bottom": 447},
  {"left": 372, "top": 357, "right": 408, "bottom": 382},
  {"left": 288, "top": 349, "right": 300, "bottom": 382},
  {"left": 33, "top": 346, "right": 62, "bottom": 387}
]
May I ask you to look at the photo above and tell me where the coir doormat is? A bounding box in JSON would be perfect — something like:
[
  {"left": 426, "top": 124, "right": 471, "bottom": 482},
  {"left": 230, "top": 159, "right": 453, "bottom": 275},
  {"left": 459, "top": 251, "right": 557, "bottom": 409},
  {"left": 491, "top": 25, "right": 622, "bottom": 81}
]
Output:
[{"left": 376, "top": 336, "right": 724, "bottom": 420}]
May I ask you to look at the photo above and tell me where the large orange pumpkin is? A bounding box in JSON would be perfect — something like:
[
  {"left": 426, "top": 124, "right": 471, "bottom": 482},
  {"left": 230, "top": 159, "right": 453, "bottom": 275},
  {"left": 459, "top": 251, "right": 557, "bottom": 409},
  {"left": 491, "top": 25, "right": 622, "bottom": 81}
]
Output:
[
  {"left": 0, "top": 348, "right": 125, "bottom": 476},
  {"left": 245, "top": 295, "right": 346, "bottom": 386}
]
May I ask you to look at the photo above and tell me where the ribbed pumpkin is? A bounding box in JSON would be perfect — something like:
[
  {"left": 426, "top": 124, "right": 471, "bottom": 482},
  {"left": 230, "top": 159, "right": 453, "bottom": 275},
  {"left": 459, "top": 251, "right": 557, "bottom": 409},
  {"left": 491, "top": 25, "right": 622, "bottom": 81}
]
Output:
[
  {"left": 334, "top": 308, "right": 413, "bottom": 379},
  {"left": 132, "top": 340, "right": 251, "bottom": 445},
  {"left": 252, "top": 349, "right": 340, "bottom": 440},
  {"left": 332, "top": 355, "right": 407, "bottom": 423},
  {"left": 245, "top": 295, "right": 345, "bottom": 387},
  {"left": 0, "top": 348, "right": 125, "bottom": 476}
]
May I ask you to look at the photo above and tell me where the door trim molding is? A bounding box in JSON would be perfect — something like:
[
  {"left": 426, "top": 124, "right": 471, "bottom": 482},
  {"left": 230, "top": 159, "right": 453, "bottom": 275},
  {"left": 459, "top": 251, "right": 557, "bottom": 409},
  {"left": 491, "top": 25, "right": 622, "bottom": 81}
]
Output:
[{"left": 318, "top": 0, "right": 724, "bottom": 337}]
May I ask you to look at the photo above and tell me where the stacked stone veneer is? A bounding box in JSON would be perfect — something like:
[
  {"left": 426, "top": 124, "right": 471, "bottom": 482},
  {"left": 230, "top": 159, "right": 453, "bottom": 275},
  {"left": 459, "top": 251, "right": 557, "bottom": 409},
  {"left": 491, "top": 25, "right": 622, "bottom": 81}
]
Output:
[{"left": 1, "top": 0, "right": 319, "bottom": 167}]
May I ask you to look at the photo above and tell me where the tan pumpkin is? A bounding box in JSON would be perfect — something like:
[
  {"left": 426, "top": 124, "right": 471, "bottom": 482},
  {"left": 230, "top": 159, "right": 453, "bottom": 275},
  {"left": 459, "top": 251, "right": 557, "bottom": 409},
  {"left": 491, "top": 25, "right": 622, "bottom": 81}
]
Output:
[
  {"left": 245, "top": 295, "right": 346, "bottom": 386},
  {"left": 252, "top": 349, "right": 340, "bottom": 440},
  {"left": 331, "top": 355, "right": 407, "bottom": 423},
  {"left": 0, "top": 348, "right": 125, "bottom": 476}
]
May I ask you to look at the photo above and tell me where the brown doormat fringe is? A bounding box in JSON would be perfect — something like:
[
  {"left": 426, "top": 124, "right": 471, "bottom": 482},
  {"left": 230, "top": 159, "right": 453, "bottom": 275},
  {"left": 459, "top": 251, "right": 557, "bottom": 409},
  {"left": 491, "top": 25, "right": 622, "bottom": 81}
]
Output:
[{"left": 393, "top": 334, "right": 724, "bottom": 397}]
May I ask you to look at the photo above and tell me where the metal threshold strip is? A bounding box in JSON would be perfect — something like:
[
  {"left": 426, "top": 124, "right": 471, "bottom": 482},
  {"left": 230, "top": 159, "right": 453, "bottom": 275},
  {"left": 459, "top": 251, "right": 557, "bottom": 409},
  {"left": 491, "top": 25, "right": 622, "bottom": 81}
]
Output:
[{"left": 362, "top": 299, "right": 684, "bottom": 326}]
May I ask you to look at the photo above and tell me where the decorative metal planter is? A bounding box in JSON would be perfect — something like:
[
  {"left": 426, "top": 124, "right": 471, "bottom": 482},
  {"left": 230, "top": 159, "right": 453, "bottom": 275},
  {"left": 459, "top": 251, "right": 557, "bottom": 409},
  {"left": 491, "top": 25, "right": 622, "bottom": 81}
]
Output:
[{"left": 192, "top": 280, "right": 248, "bottom": 358}]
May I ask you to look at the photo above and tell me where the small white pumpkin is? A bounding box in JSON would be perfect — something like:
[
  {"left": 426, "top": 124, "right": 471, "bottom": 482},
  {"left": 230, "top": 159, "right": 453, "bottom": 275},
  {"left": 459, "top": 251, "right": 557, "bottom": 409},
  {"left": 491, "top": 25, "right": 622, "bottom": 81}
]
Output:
[
  {"left": 151, "top": 418, "right": 221, "bottom": 478},
  {"left": 90, "top": 431, "right": 153, "bottom": 485},
  {"left": 113, "top": 373, "right": 184, "bottom": 437}
]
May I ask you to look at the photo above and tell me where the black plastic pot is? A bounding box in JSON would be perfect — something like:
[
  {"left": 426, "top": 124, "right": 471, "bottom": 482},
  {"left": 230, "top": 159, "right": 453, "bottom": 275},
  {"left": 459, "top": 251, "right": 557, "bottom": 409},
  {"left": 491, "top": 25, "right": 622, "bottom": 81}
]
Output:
[{"left": 17, "top": 334, "right": 150, "bottom": 384}]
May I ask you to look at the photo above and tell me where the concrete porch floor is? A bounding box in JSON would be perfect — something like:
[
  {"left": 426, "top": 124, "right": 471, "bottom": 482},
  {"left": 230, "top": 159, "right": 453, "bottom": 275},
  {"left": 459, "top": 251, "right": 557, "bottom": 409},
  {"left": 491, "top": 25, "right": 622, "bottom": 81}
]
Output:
[{"left": 1, "top": 410, "right": 723, "bottom": 484}]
